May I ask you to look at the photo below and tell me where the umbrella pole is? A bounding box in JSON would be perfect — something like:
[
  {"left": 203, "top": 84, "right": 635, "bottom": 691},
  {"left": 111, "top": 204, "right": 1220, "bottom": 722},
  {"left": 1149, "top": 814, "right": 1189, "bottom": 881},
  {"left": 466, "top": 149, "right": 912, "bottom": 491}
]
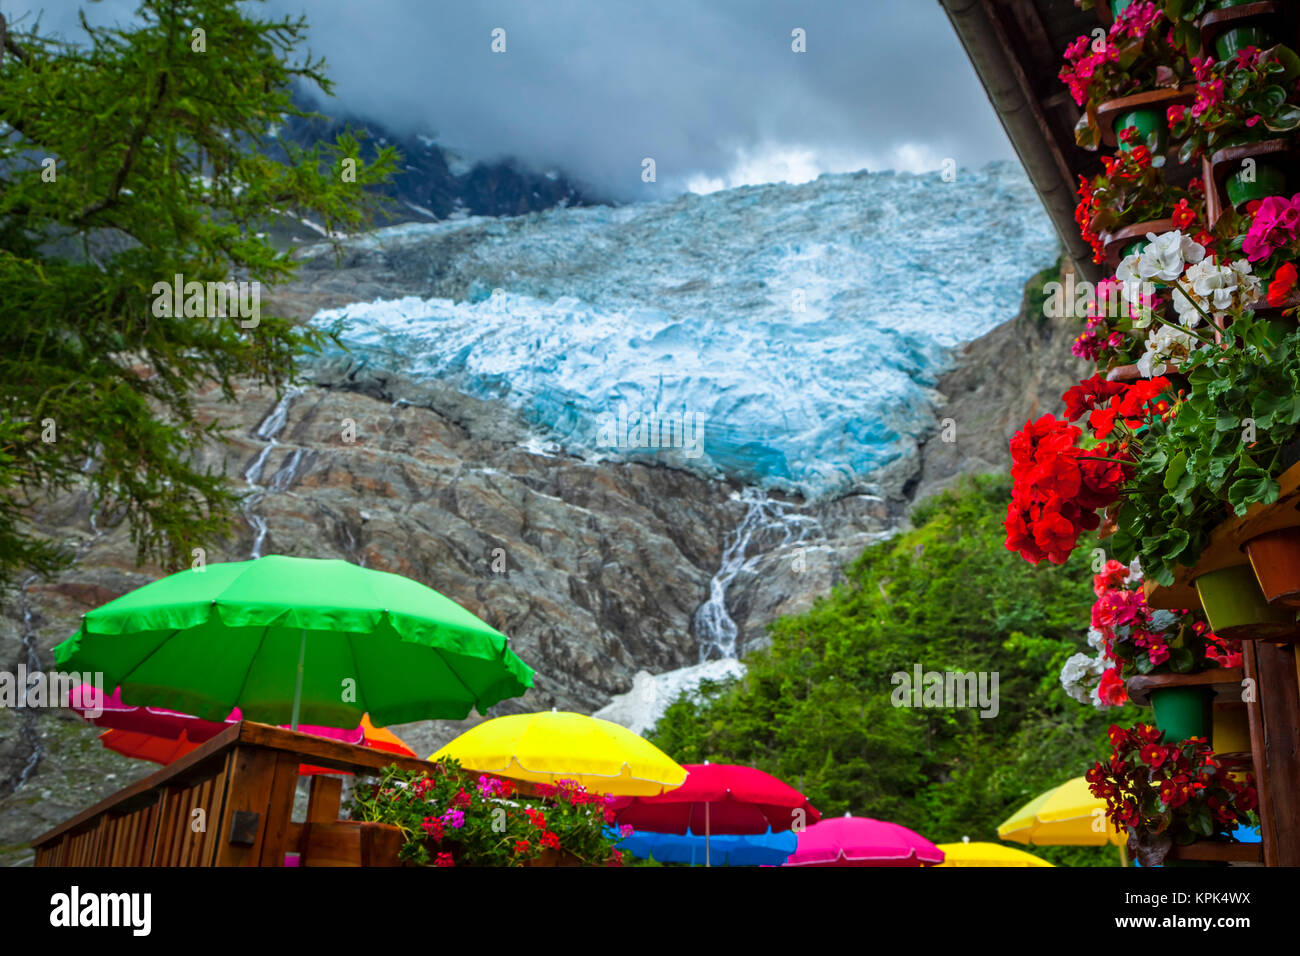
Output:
[
  {"left": 705, "top": 803, "right": 710, "bottom": 868},
  {"left": 1118, "top": 843, "right": 1129, "bottom": 867},
  {"left": 290, "top": 628, "right": 306, "bottom": 731}
]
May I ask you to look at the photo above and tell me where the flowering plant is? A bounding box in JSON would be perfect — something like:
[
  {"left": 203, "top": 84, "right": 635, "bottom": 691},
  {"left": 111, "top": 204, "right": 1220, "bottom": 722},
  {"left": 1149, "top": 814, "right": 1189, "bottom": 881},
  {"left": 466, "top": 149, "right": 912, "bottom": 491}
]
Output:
[
  {"left": 1061, "top": 559, "right": 1240, "bottom": 708},
  {"left": 1237, "top": 194, "right": 1300, "bottom": 314},
  {"left": 1004, "top": 375, "right": 1175, "bottom": 565},
  {"left": 1075, "top": 145, "right": 1203, "bottom": 263},
  {"left": 1087, "top": 723, "right": 1257, "bottom": 866},
  {"left": 346, "top": 761, "right": 623, "bottom": 866},
  {"left": 1108, "top": 316, "right": 1300, "bottom": 583},
  {"left": 1069, "top": 277, "right": 1151, "bottom": 367},
  {"left": 1063, "top": 1, "right": 1188, "bottom": 150},
  {"left": 1168, "top": 46, "right": 1300, "bottom": 165}
]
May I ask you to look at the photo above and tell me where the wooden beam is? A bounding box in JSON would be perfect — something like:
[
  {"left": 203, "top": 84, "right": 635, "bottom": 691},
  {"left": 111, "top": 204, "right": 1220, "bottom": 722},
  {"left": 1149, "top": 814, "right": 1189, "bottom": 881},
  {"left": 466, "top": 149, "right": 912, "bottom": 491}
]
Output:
[{"left": 1250, "top": 642, "right": 1300, "bottom": 865}]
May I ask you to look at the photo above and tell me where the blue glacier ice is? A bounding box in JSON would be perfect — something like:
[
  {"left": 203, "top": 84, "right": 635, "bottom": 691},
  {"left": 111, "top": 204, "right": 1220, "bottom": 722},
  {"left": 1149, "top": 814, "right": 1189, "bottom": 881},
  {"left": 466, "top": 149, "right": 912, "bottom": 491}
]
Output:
[{"left": 311, "top": 161, "right": 1058, "bottom": 499}]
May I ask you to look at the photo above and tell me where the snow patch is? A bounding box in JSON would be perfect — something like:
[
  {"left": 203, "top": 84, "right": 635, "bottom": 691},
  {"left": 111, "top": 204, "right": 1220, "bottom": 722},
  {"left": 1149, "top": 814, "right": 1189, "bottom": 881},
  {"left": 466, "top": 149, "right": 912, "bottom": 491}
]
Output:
[{"left": 593, "top": 659, "right": 746, "bottom": 737}]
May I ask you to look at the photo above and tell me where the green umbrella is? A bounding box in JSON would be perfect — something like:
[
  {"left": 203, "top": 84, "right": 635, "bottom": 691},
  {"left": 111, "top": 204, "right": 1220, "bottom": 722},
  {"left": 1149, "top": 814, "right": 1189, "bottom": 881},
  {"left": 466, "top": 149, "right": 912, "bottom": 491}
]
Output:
[{"left": 54, "top": 555, "right": 534, "bottom": 727}]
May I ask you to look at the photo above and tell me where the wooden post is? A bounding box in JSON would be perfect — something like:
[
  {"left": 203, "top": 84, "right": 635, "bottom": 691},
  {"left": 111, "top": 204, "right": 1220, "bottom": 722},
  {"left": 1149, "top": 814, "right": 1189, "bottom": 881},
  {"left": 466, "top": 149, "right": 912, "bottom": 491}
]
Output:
[{"left": 1246, "top": 641, "right": 1300, "bottom": 866}]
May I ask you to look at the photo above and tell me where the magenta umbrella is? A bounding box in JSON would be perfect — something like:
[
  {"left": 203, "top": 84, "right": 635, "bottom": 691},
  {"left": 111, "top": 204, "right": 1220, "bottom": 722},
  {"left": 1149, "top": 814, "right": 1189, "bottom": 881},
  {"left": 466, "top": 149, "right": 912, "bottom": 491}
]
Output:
[
  {"left": 783, "top": 813, "right": 945, "bottom": 867},
  {"left": 67, "top": 683, "right": 366, "bottom": 745}
]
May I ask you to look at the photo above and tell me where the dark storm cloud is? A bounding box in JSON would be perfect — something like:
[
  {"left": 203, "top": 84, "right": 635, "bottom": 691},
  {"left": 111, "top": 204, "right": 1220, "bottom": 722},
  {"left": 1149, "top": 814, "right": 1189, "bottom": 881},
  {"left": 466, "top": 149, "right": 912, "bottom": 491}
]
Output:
[{"left": 11, "top": 0, "right": 1013, "bottom": 198}]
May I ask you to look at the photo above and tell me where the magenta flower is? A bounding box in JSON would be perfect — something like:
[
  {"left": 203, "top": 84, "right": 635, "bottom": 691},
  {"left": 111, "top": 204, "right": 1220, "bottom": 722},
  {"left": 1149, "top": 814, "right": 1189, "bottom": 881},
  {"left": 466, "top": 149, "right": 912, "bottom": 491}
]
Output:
[{"left": 442, "top": 809, "right": 466, "bottom": 829}]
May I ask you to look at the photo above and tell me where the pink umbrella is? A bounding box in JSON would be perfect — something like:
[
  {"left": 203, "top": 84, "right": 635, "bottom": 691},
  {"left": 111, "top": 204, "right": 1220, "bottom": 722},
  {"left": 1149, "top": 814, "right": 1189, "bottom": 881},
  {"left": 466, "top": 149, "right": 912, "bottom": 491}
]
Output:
[
  {"left": 783, "top": 813, "right": 945, "bottom": 867},
  {"left": 67, "top": 683, "right": 366, "bottom": 746}
]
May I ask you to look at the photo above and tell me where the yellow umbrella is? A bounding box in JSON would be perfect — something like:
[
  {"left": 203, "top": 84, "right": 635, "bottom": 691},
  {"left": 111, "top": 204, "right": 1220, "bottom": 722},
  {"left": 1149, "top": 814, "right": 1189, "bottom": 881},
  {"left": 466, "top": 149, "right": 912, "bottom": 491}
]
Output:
[
  {"left": 430, "top": 710, "right": 687, "bottom": 796},
  {"left": 935, "top": 838, "right": 1053, "bottom": 867},
  {"left": 997, "top": 776, "right": 1124, "bottom": 847}
]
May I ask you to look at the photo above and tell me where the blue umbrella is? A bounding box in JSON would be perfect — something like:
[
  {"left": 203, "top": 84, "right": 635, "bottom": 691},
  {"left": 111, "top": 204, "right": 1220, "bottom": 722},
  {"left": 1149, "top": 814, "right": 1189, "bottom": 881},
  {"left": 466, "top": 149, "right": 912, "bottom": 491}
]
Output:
[{"left": 614, "top": 827, "right": 797, "bottom": 866}]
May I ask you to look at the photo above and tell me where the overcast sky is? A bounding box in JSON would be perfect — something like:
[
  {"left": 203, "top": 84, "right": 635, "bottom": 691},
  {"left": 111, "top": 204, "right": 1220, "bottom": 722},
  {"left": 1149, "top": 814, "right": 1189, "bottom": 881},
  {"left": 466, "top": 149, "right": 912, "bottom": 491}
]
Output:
[{"left": 12, "top": 0, "right": 1014, "bottom": 199}]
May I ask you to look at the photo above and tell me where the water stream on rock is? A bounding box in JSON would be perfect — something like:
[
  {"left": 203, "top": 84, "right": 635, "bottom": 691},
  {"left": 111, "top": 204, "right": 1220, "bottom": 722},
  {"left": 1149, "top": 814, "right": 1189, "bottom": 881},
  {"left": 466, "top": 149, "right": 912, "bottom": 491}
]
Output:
[
  {"left": 693, "top": 490, "right": 820, "bottom": 662},
  {"left": 242, "top": 387, "right": 303, "bottom": 559}
]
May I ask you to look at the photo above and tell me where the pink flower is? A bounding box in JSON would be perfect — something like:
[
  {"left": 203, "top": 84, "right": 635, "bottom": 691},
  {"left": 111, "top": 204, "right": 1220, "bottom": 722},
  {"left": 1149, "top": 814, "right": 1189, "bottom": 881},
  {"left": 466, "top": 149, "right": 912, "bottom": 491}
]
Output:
[
  {"left": 1192, "top": 78, "right": 1224, "bottom": 118},
  {"left": 1243, "top": 194, "right": 1300, "bottom": 261}
]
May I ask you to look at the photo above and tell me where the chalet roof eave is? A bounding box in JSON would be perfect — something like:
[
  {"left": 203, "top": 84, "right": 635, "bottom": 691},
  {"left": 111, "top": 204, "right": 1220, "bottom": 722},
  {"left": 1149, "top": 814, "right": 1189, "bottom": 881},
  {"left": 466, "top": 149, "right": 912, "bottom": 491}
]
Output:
[{"left": 939, "top": 0, "right": 1103, "bottom": 282}]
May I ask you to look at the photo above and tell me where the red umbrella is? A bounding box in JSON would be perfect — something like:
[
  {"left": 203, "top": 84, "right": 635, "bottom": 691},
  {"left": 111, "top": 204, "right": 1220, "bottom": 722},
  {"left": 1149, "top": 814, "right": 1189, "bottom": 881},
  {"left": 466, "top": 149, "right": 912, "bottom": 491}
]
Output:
[{"left": 610, "top": 762, "right": 820, "bottom": 837}]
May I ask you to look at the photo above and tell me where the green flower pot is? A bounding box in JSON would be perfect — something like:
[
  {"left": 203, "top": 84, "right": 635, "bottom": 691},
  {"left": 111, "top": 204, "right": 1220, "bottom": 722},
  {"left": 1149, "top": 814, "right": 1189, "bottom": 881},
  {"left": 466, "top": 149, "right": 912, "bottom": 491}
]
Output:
[
  {"left": 1120, "top": 238, "right": 1149, "bottom": 260},
  {"left": 1194, "top": 564, "right": 1297, "bottom": 640},
  {"left": 1115, "top": 106, "right": 1166, "bottom": 155},
  {"left": 1149, "top": 686, "right": 1212, "bottom": 742},
  {"left": 1225, "top": 161, "right": 1289, "bottom": 209},
  {"left": 1216, "top": 24, "right": 1277, "bottom": 61},
  {"left": 1110, "top": 0, "right": 1135, "bottom": 15}
]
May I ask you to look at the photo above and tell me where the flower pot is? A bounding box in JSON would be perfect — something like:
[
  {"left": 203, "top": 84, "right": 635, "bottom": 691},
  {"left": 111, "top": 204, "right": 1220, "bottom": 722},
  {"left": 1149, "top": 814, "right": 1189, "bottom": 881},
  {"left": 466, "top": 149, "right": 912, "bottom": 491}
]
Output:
[
  {"left": 1115, "top": 106, "right": 1167, "bottom": 155},
  {"left": 1215, "top": 23, "right": 1276, "bottom": 61},
  {"left": 1225, "top": 160, "right": 1288, "bottom": 210},
  {"left": 1193, "top": 564, "right": 1298, "bottom": 640},
  {"left": 1244, "top": 526, "right": 1300, "bottom": 607},
  {"left": 301, "top": 821, "right": 407, "bottom": 867},
  {"left": 1149, "top": 686, "right": 1212, "bottom": 742},
  {"left": 1110, "top": 0, "right": 1135, "bottom": 15},
  {"left": 1211, "top": 704, "right": 1251, "bottom": 756}
]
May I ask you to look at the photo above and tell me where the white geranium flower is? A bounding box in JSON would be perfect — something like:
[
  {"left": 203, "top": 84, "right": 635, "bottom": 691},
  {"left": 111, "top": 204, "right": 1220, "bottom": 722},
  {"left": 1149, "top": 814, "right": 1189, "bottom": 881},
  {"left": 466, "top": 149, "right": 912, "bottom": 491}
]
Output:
[
  {"left": 1060, "top": 651, "right": 1107, "bottom": 705},
  {"left": 1137, "top": 323, "right": 1200, "bottom": 377},
  {"left": 1086, "top": 627, "right": 1107, "bottom": 652},
  {"left": 1135, "top": 230, "right": 1206, "bottom": 282},
  {"left": 1116, "top": 252, "right": 1141, "bottom": 286},
  {"left": 1173, "top": 256, "right": 1261, "bottom": 327}
]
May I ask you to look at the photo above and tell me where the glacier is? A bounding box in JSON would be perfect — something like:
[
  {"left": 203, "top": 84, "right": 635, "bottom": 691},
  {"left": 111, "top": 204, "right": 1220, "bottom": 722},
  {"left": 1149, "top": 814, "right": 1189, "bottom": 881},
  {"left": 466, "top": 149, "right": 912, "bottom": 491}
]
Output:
[{"left": 310, "top": 161, "right": 1058, "bottom": 500}]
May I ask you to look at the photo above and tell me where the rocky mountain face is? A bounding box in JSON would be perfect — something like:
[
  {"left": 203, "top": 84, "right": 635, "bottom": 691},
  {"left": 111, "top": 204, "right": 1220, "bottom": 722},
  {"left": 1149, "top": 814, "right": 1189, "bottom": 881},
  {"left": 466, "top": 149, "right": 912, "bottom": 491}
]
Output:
[
  {"left": 268, "top": 98, "right": 600, "bottom": 228},
  {"left": 0, "top": 253, "right": 1083, "bottom": 867}
]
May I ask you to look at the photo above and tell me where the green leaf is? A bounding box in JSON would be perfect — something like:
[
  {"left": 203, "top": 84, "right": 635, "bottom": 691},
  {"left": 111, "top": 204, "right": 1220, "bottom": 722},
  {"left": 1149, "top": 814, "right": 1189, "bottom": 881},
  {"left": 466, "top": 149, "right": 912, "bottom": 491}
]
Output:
[
  {"left": 1228, "top": 471, "right": 1280, "bottom": 513},
  {"left": 1163, "top": 453, "right": 1188, "bottom": 492}
]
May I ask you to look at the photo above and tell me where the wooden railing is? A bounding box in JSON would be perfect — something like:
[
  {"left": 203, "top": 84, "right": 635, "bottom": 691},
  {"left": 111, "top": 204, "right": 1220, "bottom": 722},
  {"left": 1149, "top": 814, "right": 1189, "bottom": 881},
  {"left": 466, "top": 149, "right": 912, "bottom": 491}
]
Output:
[{"left": 31, "top": 721, "right": 435, "bottom": 867}]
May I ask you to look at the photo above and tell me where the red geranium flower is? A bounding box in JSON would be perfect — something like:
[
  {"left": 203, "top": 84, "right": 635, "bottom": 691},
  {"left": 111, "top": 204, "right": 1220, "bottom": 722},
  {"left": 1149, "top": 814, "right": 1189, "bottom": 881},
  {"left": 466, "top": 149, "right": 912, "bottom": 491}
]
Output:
[{"left": 1267, "top": 262, "right": 1297, "bottom": 308}]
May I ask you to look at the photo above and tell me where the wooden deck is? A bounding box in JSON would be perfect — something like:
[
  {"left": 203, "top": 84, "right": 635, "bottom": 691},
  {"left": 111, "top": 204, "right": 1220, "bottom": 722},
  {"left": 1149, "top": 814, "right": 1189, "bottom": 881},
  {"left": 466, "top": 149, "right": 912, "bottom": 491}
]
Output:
[{"left": 32, "top": 721, "right": 435, "bottom": 867}]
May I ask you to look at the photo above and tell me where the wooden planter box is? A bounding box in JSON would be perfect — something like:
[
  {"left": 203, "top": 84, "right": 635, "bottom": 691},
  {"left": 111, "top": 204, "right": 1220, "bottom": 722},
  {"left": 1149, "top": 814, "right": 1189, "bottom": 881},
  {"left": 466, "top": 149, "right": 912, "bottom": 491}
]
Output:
[
  {"left": 523, "top": 848, "right": 584, "bottom": 867},
  {"left": 1205, "top": 137, "right": 1299, "bottom": 227},
  {"left": 301, "top": 821, "right": 407, "bottom": 867},
  {"left": 1200, "top": 2, "right": 1287, "bottom": 63},
  {"left": 1099, "top": 217, "right": 1174, "bottom": 269},
  {"left": 1165, "top": 840, "right": 1263, "bottom": 863},
  {"left": 1125, "top": 668, "right": 1244, "bottom": 708},
  {"left": 1093, "top": 87, "right": 1195, "bottom": 149}
]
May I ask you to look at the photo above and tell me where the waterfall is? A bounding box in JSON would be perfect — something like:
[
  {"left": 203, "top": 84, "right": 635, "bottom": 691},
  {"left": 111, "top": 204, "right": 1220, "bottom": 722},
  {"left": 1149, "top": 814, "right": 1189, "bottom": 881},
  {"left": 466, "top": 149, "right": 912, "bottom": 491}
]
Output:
[
  {"left": 242, "top": 387, "right": 303, "bottom": 559},
  {"left": 14, "top": 574, "right": 42, "bottom": 790},
  {"left": 693, "top": 490, "right": 818, "bottom": 662}
]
